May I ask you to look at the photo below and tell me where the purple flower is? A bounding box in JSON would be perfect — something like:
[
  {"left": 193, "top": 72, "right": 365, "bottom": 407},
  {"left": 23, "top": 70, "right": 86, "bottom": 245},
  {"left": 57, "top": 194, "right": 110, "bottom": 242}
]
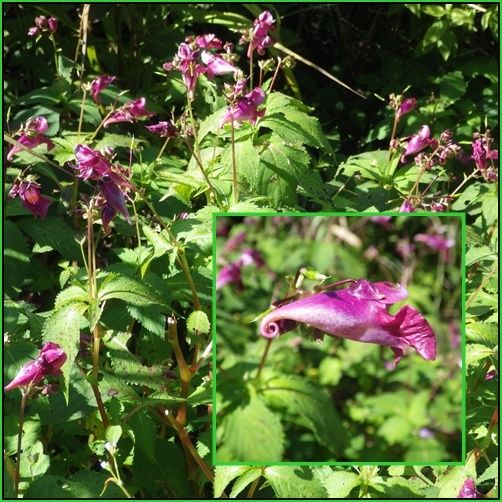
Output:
[
  {"left": 146, "top": 121, "right": 178, "bottom": 138},
  {"left": 396, "top": 98, "right": 417, "bottom": 121},
  {"left": 472, "top": 138, "right": 498, "bottom": 172},
  {"left": 4, "top": 342, "right": 67, "bottom": 392},
  {"left": 9, "top": 180, "right": 52, "bottom": 219},
  {"left": 458, "top": 478, "right": 483, "bottom": 498},
  {"left": 259, "top": 279, "right": 436, "bottom": 369},
  {"left": 99, "top": 179, "right": 132, "bottom": 230},
  {"left": 7, "top": 116, "right": 55, "bottom": 161},
  {"left": 72, "top": 144, "right": 113, "bottom": 180},
  {"left": 370, "top": 216, "right": 392, "bottom": 228},
  {"left": 90, "top": 75, "right": 116, "bottom": 102},
  {"left": 103, "top": 97, "right": 155, "bottom": 128},
  {"left": 247, "top": 11, "right": 275, "bottom": 57},
  {"left": 401, "top": 125, "right": 438, "bottom": 163},
  {"left": 201, "top": 51, "right": 237, "bottom": 78},
  {"left": 220, "top": 87, "right": 266, "bottom": 127},
  {"left": 164, "top": 43, "right": 204, "bottom": 101}
]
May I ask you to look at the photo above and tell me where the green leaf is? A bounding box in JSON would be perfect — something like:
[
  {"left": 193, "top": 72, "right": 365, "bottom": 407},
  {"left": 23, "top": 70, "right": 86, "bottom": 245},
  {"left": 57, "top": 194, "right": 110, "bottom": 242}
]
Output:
[
  {"left": 465, "top": 245, "right": 497, "bottom": 266},
  {"left": 264, "top": 466, "right": 327, "bottom": 498},
  {"left": 54, "top": 284, "right": 89, "bottom": 308},
  {"left": 105, "top": 424, "right": 123, "bottom": 444},
  {"left": 98, "top": 273, "right": 168, "bottom": 307},
  {"left": 218, "top": 387, "right": 285, "bottom": 462},
  {"left": 315, "top": 469, "right": 360, "bottom": 498},
  {"left": 214, "top": 466, "right": 250, "bottom": 498},
  {"left": 229, "top": 467, "right": 264, "bottom": 498},
  {"left": 369, "top": 475, "right": 425, "bottom": 498},
  {"left": 260, "top": 374, "right": 346, "bottom": 455},
  {"left": 42, "top": 301, "right": 88, "bottom": 404},
  {"left": 186, "top": 310, "right": 210, "bottom": 334},
  {"left": 127, "top": 304, "right": 166, "bottom": 336},
  {"left": 128, "top": 412, "right": 158, "bottom": 462},
  {"left": 466, "top": 323, "right": 498, "bottom": 346}
]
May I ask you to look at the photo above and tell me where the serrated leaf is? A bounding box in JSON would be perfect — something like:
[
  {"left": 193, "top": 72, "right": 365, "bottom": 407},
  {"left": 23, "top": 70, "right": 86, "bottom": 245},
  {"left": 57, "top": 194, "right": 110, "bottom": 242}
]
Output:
[
  {"left": 260, "top": 374, "right": 346, "bottom": 455},
  {"left": 466, "top": 245, "right": 497, "bottom": 266},
  {"left": 264, "top": 466, "right": 327, "bottom": 498},
  {"left": 54, "top": 284, "right": 89, "bottom": 308},
  {"left": 43, "top": 301, "right": 89, "bottom": 404},
  {"left": 230, "top": 468, "right": 264, "bottom": 498},
  {"left": 466, "top": 323, "right": 498, "bottom": 345},
  {"left": 127, "top": 304, "right": 166, "bottom": 336},
  {"left": 105, "top": 424, "right": 123, "bottom": 444},
  {"left": 370, "top": 475, "right": 425, "bottom": 498},
  {"left": 98, "top": 273, "right": 168, "bottom": 307},
  {"left": 219, "top": 388, "right": 285, "bottom": 462},
  {"left": 186, "top": 310, "right": 210, "bottom": 334},
  {"left": 466, "top": 343, "right": 496, "bottom": 366},
  {"left": 128, "top": 412, "right": 157, "bottom": 461}
]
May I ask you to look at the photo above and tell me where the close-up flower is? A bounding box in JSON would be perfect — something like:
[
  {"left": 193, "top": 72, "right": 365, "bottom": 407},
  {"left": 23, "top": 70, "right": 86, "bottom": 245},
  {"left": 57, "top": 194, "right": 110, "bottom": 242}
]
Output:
[
  {"left": 4, "top": 342, "right": 67, "bottom": 392},
  {"left": 259, "top": 279, "right": 436, "bottom": 368},
  {"left": 145, "top": 121, "right": 178, "bottom": 138},
  {"left": 396, "top": 97, "right": 417, "bottom": 121},
  {"left": 246, "top": 11, "right": 275, "bottom": 57},
  {"left": 90, "top": 75, "right": 116, "bottom": 102},
  {"left": 72, "top": 144, "right": 113, "bottom": 180},
  {"left": 400, "top": 125, "right": 438, "bottom": 163},
  {"left": 8, "top": 180, "right": 52, "bottom": 219}
]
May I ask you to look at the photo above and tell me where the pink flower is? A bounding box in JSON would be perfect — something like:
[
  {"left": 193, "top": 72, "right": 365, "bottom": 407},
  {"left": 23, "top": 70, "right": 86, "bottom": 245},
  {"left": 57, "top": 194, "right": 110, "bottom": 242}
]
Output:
[
  {"left": 28, "top": 15, "right": 58, "bottom": 36},
  {"left": 146, "top": 121, "right": 178, "bottom": 138},
  {"left": 164, "top": 43, "right": 204, "bottom": 101},
  {"left": 90, "top": 76, "right": 116, "bottom": 102},
  {"left": 247, "top": 11, "right": 275, "bottom": 57},
  {"left": 7, "top": 116, "right": 55, "bottom": 161},
  {"left": 103, "top": 97, "right": 155, "bottom": 128},
  {"left": 72, "top": 144, "right": 113, "bottom": 180},
  {"left": 399, "top": 200, "right": 415, "bottom": 213},
  {"left": 201, "top": 51, "right": 237, "bottom": 78},
  {"left": 220, "top": 87, "right": 266, "bottom": 127},
  {"left": 9, "top": 181, "right": 52, "bottom": 219},
  {"left": 472, "top": 138, "right": 498, "bottom": 172},
  {"left": 195, "top": 34, "right": 223, "bottom": 49},
  {"left": 4, "top": 343, "right": 67, "bottom": 392},
  {"left": 401, "top": 125, "right": 438, "bottom": 163},
  {"left": 216, "top": 263, "right": 243, "bottom": 291},
  {"left": 458, "top": 478, "right": 483, "bottom": 498},
  {"left": 259, "top": 279, "right": 436, "bottom": 369},
  {"left": 396, "top": 98, "right": 418, "bottom": 121}
]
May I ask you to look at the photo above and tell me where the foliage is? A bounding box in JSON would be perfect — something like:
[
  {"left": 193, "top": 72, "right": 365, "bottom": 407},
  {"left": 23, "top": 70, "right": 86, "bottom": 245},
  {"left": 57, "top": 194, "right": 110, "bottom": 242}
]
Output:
[{"left": 3, "top": 2, "right": 498, "bottom": 500}]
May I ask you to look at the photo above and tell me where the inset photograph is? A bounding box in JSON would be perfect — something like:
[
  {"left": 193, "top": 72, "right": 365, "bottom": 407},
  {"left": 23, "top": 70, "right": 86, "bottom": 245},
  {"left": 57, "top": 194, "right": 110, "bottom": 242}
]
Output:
[{"left": 214, "top": 214, "right": 464, "bottom": 464}]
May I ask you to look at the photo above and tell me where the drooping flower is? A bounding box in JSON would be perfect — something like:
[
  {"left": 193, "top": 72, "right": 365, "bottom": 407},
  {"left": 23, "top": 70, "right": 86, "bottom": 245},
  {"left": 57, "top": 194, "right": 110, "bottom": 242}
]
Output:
[
  {"left": 471, "top": 135, "right": 498, "bottom": 182},
  {"left": 457, "top": 478, "right": 483, "bottom": 499},
  {"left": 72, "top": 144, "right": 113, "bottom": 180},
  {"left": 201, "top": 50, "right": 237, "bottom": 79},
  {"left": 145, "top": 121, "right": 178, "bottom": 138},
  {"left": 99, "top": 179, "right": 133, "bottom": 230},
  {"left": 220, "top": 87, "right": 266, "bottom": 127},
  {"left": 7, "top": 116, "right": 55, "bottom": 161},
  {"left": 401, "top": 125, "right": 438, "bottom": 163},
  {"left": 216, "top": 263, "right": 243, "bottom": 291},
  {"left": 399, "top": 200, "right": 415, "bottom": 212},
  {"left": 164, "top": 43, "right": 204, "bottom": 101},
  {"left": 246, "top": 11, "right": 275, "bottom": 58},
  {"left": 90, "top": 75, "right": 116, "bottom": 102},
  {"left": 4, "top": 342, "right": 67, "bottom": 392},
  {"left": 396, "top": 97, "right": 418, "bottom": 121},
  {"left": 103, "top": 97, "right": 155, "bottom": 128},
  {"left": 259, "top": 279, "right": 436, "bottom": 369},
  {"left": 8, "top": 180, "right": 52, "bottom": 219}
]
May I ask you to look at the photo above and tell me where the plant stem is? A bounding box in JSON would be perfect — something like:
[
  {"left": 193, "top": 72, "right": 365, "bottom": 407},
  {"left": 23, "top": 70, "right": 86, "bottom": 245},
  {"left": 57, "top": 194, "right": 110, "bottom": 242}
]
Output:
[
  {"left": 230, "top": 115, "right": 238, "bottom": 205},
  {"left": 254, "top": 338, "right": 272, "bottom": 382},
  {"left": 14, "top": 388, "right": 30, "bottom": 498}
]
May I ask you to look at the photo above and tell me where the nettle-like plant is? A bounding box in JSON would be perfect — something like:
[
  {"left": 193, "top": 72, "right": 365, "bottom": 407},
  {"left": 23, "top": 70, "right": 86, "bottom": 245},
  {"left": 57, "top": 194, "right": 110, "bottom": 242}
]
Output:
[{"left": 3, "top": 4, "right": 498, "bottom": 500}]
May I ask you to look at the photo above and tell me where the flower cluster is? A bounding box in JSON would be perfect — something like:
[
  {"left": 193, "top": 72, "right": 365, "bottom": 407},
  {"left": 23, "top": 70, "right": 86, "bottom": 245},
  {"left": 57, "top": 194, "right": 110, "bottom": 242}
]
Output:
[
  {"left": 28, "top": 15, "right": 58, "bottom": 36},
  {"left": 4, "top": 342, "right": 67, "bottom": 392},
  {"left": 163, "top": 35, "right": 238, "bottom": 101},
  {"left": 259, "top": 279, "right": 436, "bottom": 369},
  {"left": 71, "top": 144, "right": 133, "bottom": 232}
]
